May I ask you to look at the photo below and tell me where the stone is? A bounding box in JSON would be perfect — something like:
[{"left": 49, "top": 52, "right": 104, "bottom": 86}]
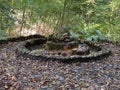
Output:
[{"left": 16, "top": 34, "right": 111, "bottom": 62}]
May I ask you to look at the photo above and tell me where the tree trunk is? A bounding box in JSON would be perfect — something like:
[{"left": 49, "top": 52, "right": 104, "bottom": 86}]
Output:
[
  {"left": 20, "top": 2, "right": 26, "bottom": 35},
  {"left": 60, "top": 0, "right": 67, "bottom": 26}
]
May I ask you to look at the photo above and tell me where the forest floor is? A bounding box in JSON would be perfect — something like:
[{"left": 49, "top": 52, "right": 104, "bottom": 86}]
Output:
[{"left": 0, "top": 41, "right": 120, "bottom": 90}]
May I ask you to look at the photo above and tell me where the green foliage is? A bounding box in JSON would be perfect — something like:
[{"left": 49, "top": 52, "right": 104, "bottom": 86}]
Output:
[
  {"left": 0, "top": 30, "right": 7, "bottom": 40},
  {"left": 61, "top": 0, "right": 120, "bottom": 41},
  {"left": 69, "top": 30, "right": 79, "bottom": 40},
  {"left": 0, "top": 0, "right": 15, "bottom": 30},
  {"left": 86, "top": 29, "right": 105, "bottom": 41},
  {"left": 0, "top": 0, "right": 120, "bottom": 42},
  {"left": 0, "top": 0, "right": 16, "bottom": 38}
]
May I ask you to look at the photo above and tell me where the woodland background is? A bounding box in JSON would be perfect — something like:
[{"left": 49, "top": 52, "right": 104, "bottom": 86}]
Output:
[{"left": 0, "top": 0, "right": 120, "bottom": 41}]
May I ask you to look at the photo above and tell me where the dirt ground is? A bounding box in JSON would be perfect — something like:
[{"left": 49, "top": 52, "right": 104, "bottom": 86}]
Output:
[{"left": 0, "top": 41, "right": 120, "bottom": 90}]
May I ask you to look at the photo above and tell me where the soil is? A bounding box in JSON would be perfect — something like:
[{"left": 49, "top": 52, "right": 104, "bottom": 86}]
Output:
[{"left": 0, "top": 41, "right": 120, "bottom": 90}]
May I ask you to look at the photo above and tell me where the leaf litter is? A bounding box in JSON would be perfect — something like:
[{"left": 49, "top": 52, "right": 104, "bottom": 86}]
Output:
[{"left": 0, "top": 41, "right": 120, "bottom": 90}]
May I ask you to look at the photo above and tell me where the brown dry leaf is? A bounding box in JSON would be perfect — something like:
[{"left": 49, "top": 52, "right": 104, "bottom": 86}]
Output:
[
  {"left": 25, "top": 87, "right": 33, "bottom": 90},
  {"left": 63, "top": 45, "right": 69, "bottom": 51},
  {"left": 11, "top": 76, "right": 16, "bottom": 81},
  {"left": 41, "top": 80, "right": 51, "bottom": 85}
]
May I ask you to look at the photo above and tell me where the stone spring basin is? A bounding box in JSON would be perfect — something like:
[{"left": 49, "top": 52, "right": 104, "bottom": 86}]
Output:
[{"left": 16, "top": 37, "right": 111, "bottom": 62}]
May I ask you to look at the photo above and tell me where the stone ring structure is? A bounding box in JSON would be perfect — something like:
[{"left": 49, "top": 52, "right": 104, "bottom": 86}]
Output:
[{"left": 16, "top": 36, "right": 111, "bottom": 62}]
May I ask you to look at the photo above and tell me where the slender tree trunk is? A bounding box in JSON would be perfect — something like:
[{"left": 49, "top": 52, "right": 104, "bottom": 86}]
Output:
[
  {"left": 66, "top": 9, "right": 70, "bottom": 27},
  {"left": 60, "top": 0, "right": 67, "bottom": 26},
  {"left": 0, "top": 10, "right": 2, "bottom": 30},
  {"left": 20, "top": 2, "right": 26, "bottom": 35}
]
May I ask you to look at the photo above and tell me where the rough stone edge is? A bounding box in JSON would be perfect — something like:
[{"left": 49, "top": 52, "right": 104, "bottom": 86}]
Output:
[
  {"left": 0, "top": 34, "right": 46, "bottom": 44},
  {"left": 16, "top": 38, "right": 111, "bottom": 62}
]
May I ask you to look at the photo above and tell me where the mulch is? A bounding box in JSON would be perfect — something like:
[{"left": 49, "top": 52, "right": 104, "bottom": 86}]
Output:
[{"left": 0, "top": 41, "right": 120, "bottom": 90}]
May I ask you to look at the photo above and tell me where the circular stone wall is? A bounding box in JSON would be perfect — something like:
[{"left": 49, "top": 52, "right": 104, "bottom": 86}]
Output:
[{"left": 16, "top": 37, "right": 111, "bottom": 62}]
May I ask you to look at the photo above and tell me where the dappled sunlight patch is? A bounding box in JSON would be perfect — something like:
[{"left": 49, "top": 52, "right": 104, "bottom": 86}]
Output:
[{"left": 9, "top": 21, "right": 54, "bottom": 37}]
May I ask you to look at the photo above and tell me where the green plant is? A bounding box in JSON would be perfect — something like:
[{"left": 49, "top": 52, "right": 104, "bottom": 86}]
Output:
[
  {"left": 0, "top": 30, "right": 7, "bottom": 40},
  {"left": 0, "top": 0, "right": 15, "bottom": 29},
  {"left": 86, "top": 29, "right": 105, "bottom": 41},
  {"left": 0, "top": 0, "right": 120, "bottom": 42}
]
